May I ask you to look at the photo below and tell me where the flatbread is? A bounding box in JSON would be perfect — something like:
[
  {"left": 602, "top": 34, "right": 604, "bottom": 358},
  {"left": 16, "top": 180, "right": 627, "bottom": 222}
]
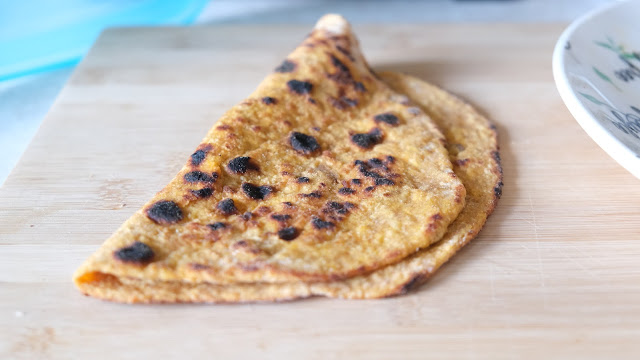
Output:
[
  {"left": 73, "top": 72, "right": 502, "bottom": 303},
  {"left": 74, "top": 15, "right": 466, "bottom": 298},
  {"left": 312, "top": 71, "right": 503, "bottom": 298}
]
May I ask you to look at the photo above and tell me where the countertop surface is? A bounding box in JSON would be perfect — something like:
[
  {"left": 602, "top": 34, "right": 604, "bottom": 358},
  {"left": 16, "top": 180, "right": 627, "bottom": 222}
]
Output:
[
  {"left": 0, "top": 0, "right": 617, "bottom": 185},
  {"left": 2, "top": 22, "right": 639, "bottom": 359}
]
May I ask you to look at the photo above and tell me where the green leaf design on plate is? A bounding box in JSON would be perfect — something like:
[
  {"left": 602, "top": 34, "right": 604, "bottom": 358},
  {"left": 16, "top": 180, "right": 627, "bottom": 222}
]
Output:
[
  {"left": 593, "top": 67, "right": 621, "bottom": 91},
  {"left": 595, "top": 41, "right": 614, "bottom": 51},
  {"left": 595, "top": 37, "right": 637, "bottom": 60},
  {"left": 594, "top": 66, "right": 611, "bottom": 81},
  {"left": 579, "top": 92, "right": 605, "bottom": 105}
]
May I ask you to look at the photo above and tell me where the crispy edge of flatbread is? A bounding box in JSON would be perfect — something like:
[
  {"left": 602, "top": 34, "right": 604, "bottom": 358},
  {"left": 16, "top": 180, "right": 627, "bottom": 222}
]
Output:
[{"left": 74, "top": 72, "right": 502, "bottom": 303}]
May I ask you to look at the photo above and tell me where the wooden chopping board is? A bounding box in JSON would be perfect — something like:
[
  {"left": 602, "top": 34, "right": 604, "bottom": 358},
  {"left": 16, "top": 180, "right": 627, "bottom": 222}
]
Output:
[{"left": 1, "top": 23, "right": 639, "bottom": 359}]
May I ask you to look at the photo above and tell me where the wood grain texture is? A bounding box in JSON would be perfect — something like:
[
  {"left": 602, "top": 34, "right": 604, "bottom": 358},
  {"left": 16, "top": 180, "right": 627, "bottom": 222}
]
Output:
[{"left": 1, "top": 24, "right": 639, "bottom": 359}]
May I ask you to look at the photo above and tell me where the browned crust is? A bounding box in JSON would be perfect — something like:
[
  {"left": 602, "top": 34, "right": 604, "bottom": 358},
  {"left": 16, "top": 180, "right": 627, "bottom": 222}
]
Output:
[
  {"left": 73, "top": 71, "right": 502, "bottom": 303},
  {"left": 74, "top": 14, "right": 467, "bottom": 291}
]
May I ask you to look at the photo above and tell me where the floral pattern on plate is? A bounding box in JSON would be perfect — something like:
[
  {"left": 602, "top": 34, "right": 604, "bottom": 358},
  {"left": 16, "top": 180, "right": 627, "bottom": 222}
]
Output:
[{"left": 553, "top": 0, "right": 640, "bottom": 179}]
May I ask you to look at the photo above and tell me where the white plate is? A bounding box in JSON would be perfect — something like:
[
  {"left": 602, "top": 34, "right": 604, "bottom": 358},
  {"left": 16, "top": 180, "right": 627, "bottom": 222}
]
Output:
[{"left": 553, "top": 0, "right": 640, "bottom": 179}]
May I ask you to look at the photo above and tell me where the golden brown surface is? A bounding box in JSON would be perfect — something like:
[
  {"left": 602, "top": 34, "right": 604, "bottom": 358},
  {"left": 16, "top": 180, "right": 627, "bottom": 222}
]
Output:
[
  {"left": 73, "top": 14, "right": 465, "bottom": 296},
  {"left": 72, "top": 71, "right": 501, "bottom": 303}
]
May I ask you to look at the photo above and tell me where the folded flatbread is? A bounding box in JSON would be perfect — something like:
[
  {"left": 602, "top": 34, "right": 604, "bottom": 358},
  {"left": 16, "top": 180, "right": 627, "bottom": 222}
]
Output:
[{"left": 74, "top": 15, "right": 476, "bottom": 302}]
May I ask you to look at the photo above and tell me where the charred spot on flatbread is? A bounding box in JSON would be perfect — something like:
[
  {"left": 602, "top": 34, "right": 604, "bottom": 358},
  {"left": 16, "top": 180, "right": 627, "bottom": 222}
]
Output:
[
  {"left": 262, "top": 96, "right": 277, "bottom": 105},
  {"left": 207, "top": 222, "right": 228, "bottom": 231},
  {"left": 275, "top": 59, "right": 296, "bottom": 73},
  {"left": 278, "top": 227, "right": 299, "bottom": 241},
  {"left": 146, "top": 200, "right": 183, "bottom": 224},
  {"left": 227, "top": 156, "right": 259, "bottom": 174},
  {"left": 242, "top": 183, "right": 273, "bottom": 200},
  {"left": 324, "top": 201, "right": 353, "bottom": 215},
  {"left": 328, "top": 54, "right": 353, "bottom": 84},
  {"left": 184, "top": 171, "right": 217, "bottom": 184},
  {"left": 190, "top": 150, "right": 206, "bottom": 166},
  {"left": 114, "top": 242, "right": 154, "bottom": 264},
  {"left": 299, "top": 191, "right": 322, "bottom": 199},
  {"left": 287, "top": 80, "right": 313, "bottom": 95},
  {"left": 311, "top": 216, "right": 335, "bottom": 230},
  {"left": 375, "top": 178, "right": 394, "bottom": 186},
  {"left": 329, "top": 96, "right": 358, "bottom": 110},
  {"left": 191, "top": 188, "right": 213, "bottom": 198},
  {"left": 289, "top": 132, "right": 320, "bottom": 154},
  {"left": 270, "top": 214, "right": 292, "bottom": 222},
  {"left": 367, "top": 158, "right": 387, "bottom": 170},
  {"left": 373, "top": 113, "right": 399, "bottom": 126},
  {"left": 217, "top": 198, "right": 238, "bottom": 216},
  {"left": 338, "top": 187, "right": 355, "bottom": 195},
  {"left": 351, "top": 128, "right": 383, "bottom": 149}
]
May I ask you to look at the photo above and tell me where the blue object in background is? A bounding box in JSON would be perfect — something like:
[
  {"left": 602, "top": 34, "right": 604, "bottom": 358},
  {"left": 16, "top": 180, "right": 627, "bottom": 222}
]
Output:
[{"left": 0, "top": 0, "right": 208, "bottom": 81}]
